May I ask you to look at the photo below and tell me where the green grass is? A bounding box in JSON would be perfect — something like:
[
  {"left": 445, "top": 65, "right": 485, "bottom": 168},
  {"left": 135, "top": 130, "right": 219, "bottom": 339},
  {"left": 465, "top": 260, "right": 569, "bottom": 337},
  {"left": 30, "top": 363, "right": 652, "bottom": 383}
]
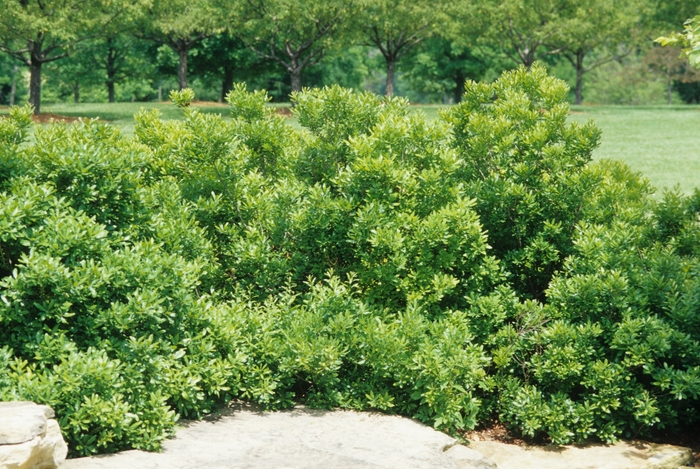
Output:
[
  {"left": 568, "top": 106, "right": 700, "bottom": 195},
  {"left": 2, "top": 102, "right": 699, "bottom": 194}
]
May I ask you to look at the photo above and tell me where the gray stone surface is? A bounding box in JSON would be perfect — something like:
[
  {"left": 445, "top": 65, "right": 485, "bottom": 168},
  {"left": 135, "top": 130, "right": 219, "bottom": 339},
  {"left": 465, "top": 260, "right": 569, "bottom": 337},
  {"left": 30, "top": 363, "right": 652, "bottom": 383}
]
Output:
[
  {"left": 60, "top": 404, "right": 497, "bottom": 469},
  {"left": 468, "top": 439, "right": 694, "bottom": 469},
  {"left": 0, "top": 401, "right": 67, "bottom": 469}
]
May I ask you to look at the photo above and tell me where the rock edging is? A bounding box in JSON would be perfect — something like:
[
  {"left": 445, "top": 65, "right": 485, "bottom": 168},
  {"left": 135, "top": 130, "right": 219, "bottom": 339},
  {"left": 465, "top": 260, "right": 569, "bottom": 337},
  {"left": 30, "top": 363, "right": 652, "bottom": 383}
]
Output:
[{"left": 0, "top": 401, "right": 68, "bottom": 469}]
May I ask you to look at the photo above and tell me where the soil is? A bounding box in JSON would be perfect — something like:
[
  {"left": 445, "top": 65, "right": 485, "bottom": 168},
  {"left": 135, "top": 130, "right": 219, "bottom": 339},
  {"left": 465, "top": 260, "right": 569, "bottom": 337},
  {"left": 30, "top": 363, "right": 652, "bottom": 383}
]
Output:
[
  {"left": 463, "top": 421, "right": 700, "bottom": 467},
  {"left": 31, "top": 113, "right": 83, "bottom": 124},
  {"left": 191, "top": 100, "right": 228, "bottom": 107},
  {"left": 275, "top": 107, "right": 293, "bottom": 117},
  {"left": 463, "top": 421, "right": 530, "bottom": 447}
]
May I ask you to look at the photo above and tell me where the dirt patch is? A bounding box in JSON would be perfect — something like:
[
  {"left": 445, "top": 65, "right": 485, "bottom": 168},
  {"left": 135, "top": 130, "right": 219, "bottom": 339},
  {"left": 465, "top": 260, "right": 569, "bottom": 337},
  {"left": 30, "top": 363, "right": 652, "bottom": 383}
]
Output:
[
  {"left": 31, "top": 113, "right": 83, "bottom": 124},
  {"left": 463, "top": 421, "right": 529, "bottom": 446},
  {"left": 464, "top": 421, "right": 699, "bottom": 467},
  {"left": 191, "top": 100, "right": 228, "bottom": 107},
  {"left": 275, "top": 107, "right": 293, "bottom": 117}
]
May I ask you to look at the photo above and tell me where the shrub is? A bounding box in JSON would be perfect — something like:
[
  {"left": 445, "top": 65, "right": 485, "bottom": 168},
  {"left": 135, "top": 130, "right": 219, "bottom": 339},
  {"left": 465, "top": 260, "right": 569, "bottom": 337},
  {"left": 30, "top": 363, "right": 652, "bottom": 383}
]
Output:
[{"left": 1, "top": 64, "right": 699, "bottom": 455}]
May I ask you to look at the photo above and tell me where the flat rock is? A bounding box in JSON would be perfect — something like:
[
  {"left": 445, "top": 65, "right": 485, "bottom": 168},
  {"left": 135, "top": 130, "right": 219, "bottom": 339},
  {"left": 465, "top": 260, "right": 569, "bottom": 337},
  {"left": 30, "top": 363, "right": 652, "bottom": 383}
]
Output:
[
  {"left": 0, "top": 401, "right": 55, "bottom": 445},
  {"left": 468, "top": 439, "right": 694, "bottom": 469},
  {"left": 60, "top": 404, "right": 496, "bottom": 469},
  {"left": 0, "top": 401, "right": 67, "bottom": 469}
]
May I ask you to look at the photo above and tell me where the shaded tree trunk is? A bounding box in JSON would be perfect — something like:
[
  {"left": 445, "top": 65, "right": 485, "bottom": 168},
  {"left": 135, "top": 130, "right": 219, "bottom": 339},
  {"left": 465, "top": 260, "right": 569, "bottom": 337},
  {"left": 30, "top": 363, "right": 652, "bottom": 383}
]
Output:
[
  {"left": 667, "top": 74, "right": 673, "bottom": 105},
  {"left": 385, "top": 59, "right": 395, "bottom": 97},
  {"left": 574, "top": 49, "right": 584, "bottom": 105},
  {"left": 9, "top": 65, "right": 17, "bottom": 106},
  {"left": 221, "top": 66, "right": 234, "bottom": 102},
  {"left": 73, "top": 82, "right": 80, "bottom": 103},
  {"left": 453, "top": 69, "right": 465, "bottom": 104},
  {"left": 107, "top": 81, "right": 115, "bottom": 103},
  {"left": 105, "top": 39, "right": 118, "bottom": 103},
  {"left": 290, "top": 62, "right": 302, "bottom": 93},
  {"left": 177, "top": 47, "right": 188, "bottom": 90},
  {"left": 29, "top": 60, "right": 42, "bottom": 114}
]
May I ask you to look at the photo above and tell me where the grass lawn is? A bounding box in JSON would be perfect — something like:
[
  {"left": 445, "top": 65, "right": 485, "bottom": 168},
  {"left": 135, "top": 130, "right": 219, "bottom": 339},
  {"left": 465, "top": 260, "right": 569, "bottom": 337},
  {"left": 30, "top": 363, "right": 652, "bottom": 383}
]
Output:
[
  {"left": 2, "top": 102, "right": 699, "bottom": 194},
  {"left": 568, "top": 105, "right": 700, "bottom": 195}
]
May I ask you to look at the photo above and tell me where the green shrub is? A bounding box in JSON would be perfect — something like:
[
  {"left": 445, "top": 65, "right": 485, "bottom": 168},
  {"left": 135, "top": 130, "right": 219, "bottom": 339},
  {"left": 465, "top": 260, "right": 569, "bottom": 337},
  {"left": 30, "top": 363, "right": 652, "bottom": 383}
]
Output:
[
  {"left": 444, "top": 65, "right": 601, "bottom": 300},
  {"left": 1, "top": 63, "right": 699, "bottom": 455}
]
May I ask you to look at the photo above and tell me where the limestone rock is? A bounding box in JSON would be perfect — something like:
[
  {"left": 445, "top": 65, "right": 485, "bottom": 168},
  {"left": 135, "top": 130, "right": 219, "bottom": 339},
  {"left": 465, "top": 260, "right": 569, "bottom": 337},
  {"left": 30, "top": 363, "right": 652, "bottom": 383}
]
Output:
[
  {"left": 0, "top": 401, "right": 68, "bottom": 469},
  {"left": 444, "top": 444, "right": 498, "bottom": 469},
  {"left": 468, "top": 439, "right": 694, "bottom": 469}
]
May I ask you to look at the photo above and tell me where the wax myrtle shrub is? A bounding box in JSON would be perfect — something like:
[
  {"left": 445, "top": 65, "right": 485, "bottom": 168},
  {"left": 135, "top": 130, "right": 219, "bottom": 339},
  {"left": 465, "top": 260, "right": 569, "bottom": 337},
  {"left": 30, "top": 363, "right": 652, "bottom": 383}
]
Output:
[
  {"left": 489, "top": 167, "right": 700, "bottom": 443},
  {"left": 2, "top": 64, "right": 700, "bottom": 455},
  {"left": 134, "top": 86, "right": 298, "bottom": 297},
  {"left": 443, "top": 64, "right": 601, "bottom": 301},
  {"left": 0, "top": 108, "right": 280, "bottom": 456}
]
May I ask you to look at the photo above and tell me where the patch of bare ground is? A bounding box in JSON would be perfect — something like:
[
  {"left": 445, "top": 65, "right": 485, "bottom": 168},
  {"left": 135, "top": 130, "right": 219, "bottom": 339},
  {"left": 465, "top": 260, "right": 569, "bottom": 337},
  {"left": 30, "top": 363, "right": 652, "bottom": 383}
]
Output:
[
  {"left": 31, "top": 113, "right": 83, "bottom": 124},
  {"left": 191, "top": 100, "right": 228, "bottom": 106},
  {"left": 463, "top": 421, "right": 530, "bottom": 446},
  {"left": 275, "top": 107, "right": 293, "bottom": 117},
  {"left": 464, "top": 421, "right": 699, "bottom": 467}
]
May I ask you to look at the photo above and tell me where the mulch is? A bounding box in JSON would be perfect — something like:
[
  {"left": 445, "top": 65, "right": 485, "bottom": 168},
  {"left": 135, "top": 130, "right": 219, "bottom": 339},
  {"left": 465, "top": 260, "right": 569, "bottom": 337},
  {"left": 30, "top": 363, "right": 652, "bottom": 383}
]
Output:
[
  {"left": 31, "top": 113, "right": 83, "bottom": 124},
  {"left": 463, "top": 421, "right": 700, "bottom": 467},
  {"left": 275, "top": 107, "right": 293, "bottom": 117}
]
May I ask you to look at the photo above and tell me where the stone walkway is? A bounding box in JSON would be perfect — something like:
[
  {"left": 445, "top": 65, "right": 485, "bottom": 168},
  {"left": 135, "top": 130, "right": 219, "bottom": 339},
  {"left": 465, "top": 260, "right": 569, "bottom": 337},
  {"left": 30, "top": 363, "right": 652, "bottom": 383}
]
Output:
[{"left": 60, "top": 404, "right": 694, "bottom": 469}]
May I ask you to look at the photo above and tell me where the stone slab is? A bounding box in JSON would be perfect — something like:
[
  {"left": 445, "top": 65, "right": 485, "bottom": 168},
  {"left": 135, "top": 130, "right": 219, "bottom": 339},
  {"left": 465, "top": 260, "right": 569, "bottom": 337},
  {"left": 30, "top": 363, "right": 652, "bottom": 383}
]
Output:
[
  {"left": 0, "top": 402, "right": 67, "bottom": 469},
  {"left": 0, "top": 401, "right": 55, "bottom": 445},
  {"left": 468, "top": 439, "right": 694, "bottom": 469},
  {"left": 60, "top": 404, "right": 496, "bottom": 469}
]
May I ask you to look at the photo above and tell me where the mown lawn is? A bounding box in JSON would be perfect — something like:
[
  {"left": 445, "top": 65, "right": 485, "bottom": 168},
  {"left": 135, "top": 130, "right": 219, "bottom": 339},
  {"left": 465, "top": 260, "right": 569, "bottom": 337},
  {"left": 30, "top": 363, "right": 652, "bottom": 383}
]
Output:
[
  {"left": 568, "top": 105, "right": 700, "bottom": 195},
  {"left": 2, "top": 102, "right": 699, "bottom": 194}
]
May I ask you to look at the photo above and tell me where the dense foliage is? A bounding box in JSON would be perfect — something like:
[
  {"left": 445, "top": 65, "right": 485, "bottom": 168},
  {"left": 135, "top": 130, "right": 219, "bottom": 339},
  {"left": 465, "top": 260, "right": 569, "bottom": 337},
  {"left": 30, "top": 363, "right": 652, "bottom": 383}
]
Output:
[{"left": 0, "top": 65, "right": 699, "bottom": 456}]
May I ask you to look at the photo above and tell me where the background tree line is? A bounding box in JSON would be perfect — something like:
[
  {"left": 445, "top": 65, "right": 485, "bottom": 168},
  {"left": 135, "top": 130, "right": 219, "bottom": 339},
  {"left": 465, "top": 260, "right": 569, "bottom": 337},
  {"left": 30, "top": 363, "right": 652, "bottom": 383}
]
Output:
[{"left": 0, "top": 0, "right": 698, "bottom": 113}]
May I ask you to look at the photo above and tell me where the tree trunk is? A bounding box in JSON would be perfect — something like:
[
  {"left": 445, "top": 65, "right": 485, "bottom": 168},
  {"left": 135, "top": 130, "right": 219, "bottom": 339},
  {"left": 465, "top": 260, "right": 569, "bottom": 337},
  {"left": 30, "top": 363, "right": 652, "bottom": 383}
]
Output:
[
  {"left": 667, "top": 76, "right": 673, "bottom": 105},
  {"left": 9, "top": 65, "right": 17, "bottom": 106},
  {"left": 575, "top": 50, "right": 585, "bottom": 105},
  {"left": 290, "top": 67, "right": 302, "bottom": 93},
  {"left": 385, "top": 58, "right": 396, "bottom": 97},
  {"left": 106, "top": 41, "right": 117, "bottom": 103},
  {"left": 177, "top": 46, "right": 189, "bottom": 90},
  {"left": 73, "top": 82, "right": 80, "bottom": 103},
  {"left": 221, "top": 66, "right": 234, "bottom": 102},
  {"left": 107, "top": 81, "right": 115, "bottom": 103},
  {"left": 29, "top": 60, "right": 42, "bottom": 114},
  {"left": 158, "top": 80, "right": 163, "bottom": 102},
  {"left": 454, "top": 69, "right": 465, "bottom": 104}
]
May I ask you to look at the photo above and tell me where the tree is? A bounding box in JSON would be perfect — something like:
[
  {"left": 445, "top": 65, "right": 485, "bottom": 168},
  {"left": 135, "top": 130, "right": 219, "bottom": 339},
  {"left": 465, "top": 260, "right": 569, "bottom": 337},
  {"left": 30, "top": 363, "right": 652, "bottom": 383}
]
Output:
[
  {"left": 402, "top": 38, "right": 496, "bottom": 103},
  {"left": 555, "top": 0, "right": 639, "bottom": 104},
  {"left": 139, "top": 0, "right": 222, "bottom": 90},
  {"left": 0, "top": 0, "right": 123, "bottom": 113},
  {"left": 358, "top": 0, "right": 439, "bottom": 96},
  {"left": 44, "top": 47, "right": 103, "bottom": 103},
  {"left": 85, "top": 35, "right": 155, "bottom": 103},
  {"left": 235, "top": 0, "right": 350, "bottom": 93},
  {"left": 0, "top": 53, "right": 23, "bottom": 105},
  {"left": 190, "top": 33, "right": 274, "bottom": 102},
  {"left": 479, "top": 0, "right": 573, "bottom": 68},
  {"left": 645, "top": 45, "right": 700, "bottom": 104}
]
